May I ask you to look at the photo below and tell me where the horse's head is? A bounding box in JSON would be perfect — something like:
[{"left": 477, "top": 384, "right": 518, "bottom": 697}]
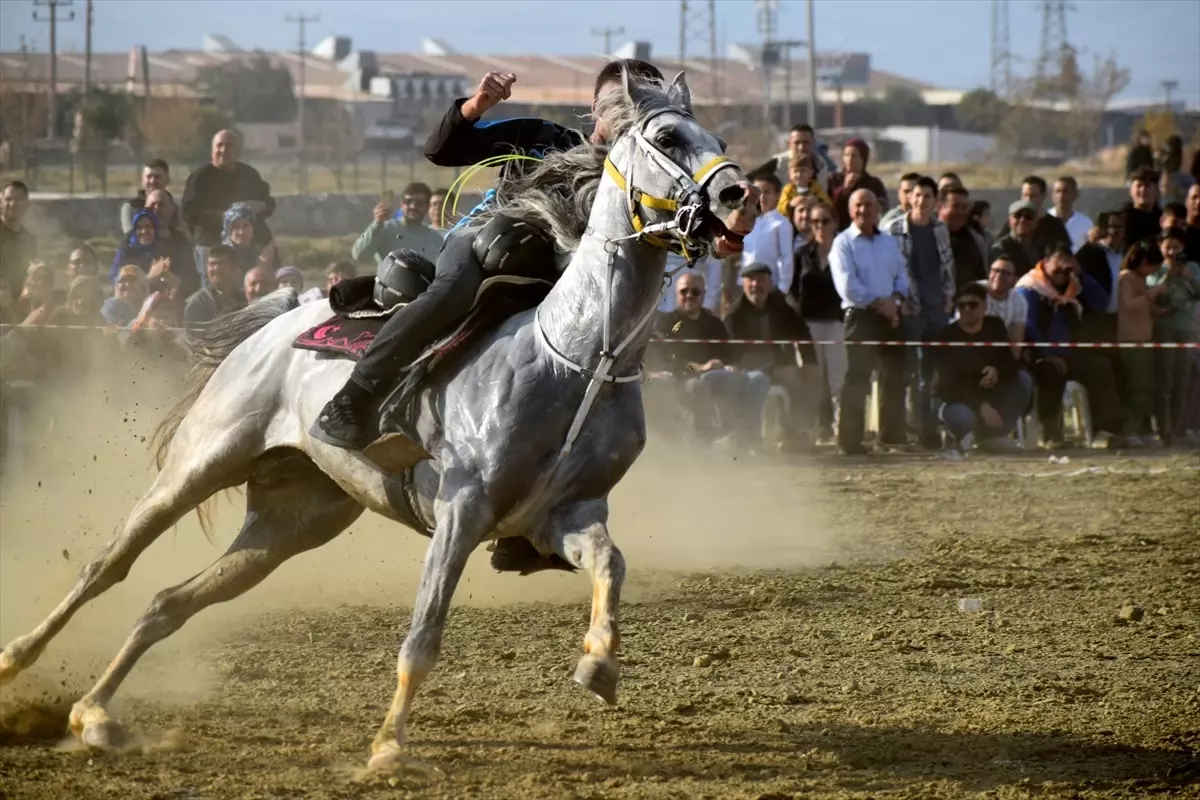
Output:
[{"left": 600, "top": 71, "right": 758, "bottom": 258}]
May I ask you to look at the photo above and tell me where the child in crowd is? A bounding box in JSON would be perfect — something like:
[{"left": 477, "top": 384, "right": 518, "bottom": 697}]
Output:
[
  {"left": 1148, "top": 227, "right": 1200, "bottom": 444},
  {"left": 777, "top": 153, "right": 832, "bottom": 218}
]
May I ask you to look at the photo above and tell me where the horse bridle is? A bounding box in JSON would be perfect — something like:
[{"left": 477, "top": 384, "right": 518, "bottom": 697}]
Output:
[
  {"left": 601, "top": 107, "right": 743, "bottom": 257},
  {"left": 534, "top": 106, "right": 746, "bottom": 464}
]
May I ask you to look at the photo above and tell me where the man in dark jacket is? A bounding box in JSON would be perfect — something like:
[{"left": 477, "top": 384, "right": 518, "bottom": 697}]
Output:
[
  {"left": 997, "top": 175, "right": 1071, "bottom": 255},
  {"left": 930, "top": 283, "right": 1031, "bottom": 452},
  {"left": 1074, "top": 210, "right": 1124, "bottom": 342},
  {"left": 1123, "top": 167, "right": 1162, "bottom": 247},
  {"left": 649, "top": 272, "right": 768, "bottom": 444},
  {"left": 723, "top": 262, "right": 819, "bottom": 448},
  {"left": 990, "top": 200, "right": 1041, "bottom": 278},
  {"left": 181, "top": 130, "right": 275, "bottom": 286},
  {"left": 312, "top": 60, "right": 676, "bottom": 451}
]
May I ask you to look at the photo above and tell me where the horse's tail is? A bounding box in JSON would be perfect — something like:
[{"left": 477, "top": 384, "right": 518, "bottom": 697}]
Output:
[{"left": 151, "top": 288, "right": 300, "bottom": 538}]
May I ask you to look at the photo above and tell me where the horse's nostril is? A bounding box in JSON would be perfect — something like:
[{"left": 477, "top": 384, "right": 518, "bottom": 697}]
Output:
[{"left": 717, "top": 185, "right": 746, "bottom": 206}]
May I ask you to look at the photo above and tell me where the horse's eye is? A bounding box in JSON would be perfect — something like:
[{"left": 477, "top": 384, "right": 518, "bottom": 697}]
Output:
[{"left": 655, "top": 130, "right": 677, "bottom": 149}]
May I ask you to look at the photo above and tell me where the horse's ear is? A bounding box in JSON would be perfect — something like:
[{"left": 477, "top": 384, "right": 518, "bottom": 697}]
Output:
[{"left": 668, "top": 71, "right": 693, "bottom": 115}]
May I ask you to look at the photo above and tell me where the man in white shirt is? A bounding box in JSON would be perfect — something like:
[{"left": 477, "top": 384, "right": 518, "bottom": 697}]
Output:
[
  {"left": 829, "top": 189, "right": 911, "bottom": 454},
  {"left": 741, "top": 173, "right": 794, "bottom": 294},
  {"left": 1048, "top": 176, "right": 1094, "bottom": 253},
  {"left": 976, "top": 257, "right": 1025, "bottom": 345}
]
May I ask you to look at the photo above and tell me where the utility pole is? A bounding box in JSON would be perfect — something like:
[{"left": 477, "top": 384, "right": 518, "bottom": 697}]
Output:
[
  {"left": 1035, "top": 0, "right": 1072, "bottom": 98},
  {"left": 591, "top": 26, "right": 624, "bottom": 55},
  {"left": 1161, "top": 79, "right": 1178, "bottom": 110},
  {"left": 806, "top": 0, "right": 817, "bottom": 127},
  {"left": 772, "top": 40, "right": 806, "bottom": 135},
  {"left": 32, "top": 0, "right": 75, "bottom": 139},
  {"left": 285, "top": 12, "right": 320, "bottom": 195},
  {"left": 756, "top": 0, "right": 779, "bottom": 134},
  {"left": 83, "top": 0, "right": 93, "bottom": 97}
]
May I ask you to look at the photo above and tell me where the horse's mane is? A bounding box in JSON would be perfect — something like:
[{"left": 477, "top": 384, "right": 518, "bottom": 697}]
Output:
[{"left": 466, "top": 75, "right": 687, "bottom": 252}]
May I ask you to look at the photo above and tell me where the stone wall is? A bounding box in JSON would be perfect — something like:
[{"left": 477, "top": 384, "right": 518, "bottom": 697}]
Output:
[{"left": 25, "top": 187, "right": 1129, "bottom": 242}]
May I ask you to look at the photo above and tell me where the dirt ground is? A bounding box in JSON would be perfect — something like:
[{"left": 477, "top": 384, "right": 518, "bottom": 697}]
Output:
[{"left": 1, "top": 391, "right": 1198, "bottom": 798}]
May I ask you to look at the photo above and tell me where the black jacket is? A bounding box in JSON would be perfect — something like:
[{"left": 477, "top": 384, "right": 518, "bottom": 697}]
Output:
[
  {"left": 424, "top": 99, "right": 585, "bottom": 178},
  {"left": 997, "top": 213, "right": 1071, "bottom": 257},
  {"left": 989, "top": 234, "right": 1039, "bottom": 278},
  {"left": 650, "top": 309, "right": 728, "bottom": 378},
  {"left": 1122, "top": 202, "right": 1162, "bottom": 247},
  {"left": 723, "top": 291, "right": 815, "bottom": 373},
  {"left": 1076, "top": 241, "right": 1118, "bottom": 299},
  {"left": 181, "top": 163, "right": 275, "bottom": 247},
  {"left": 789, "top": 242, "right": 843, "bottom": 322},
  {"left": 929, "top": 317, "right": 1019, "bottom": 409}
]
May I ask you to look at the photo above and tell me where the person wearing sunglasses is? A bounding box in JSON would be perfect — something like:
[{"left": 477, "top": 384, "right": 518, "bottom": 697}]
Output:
[
  {"left": 352, "top": 182, "right": 445, "bottom": 268},
  {"left": 989, "top": 199, "right": 1041, "bottom": 279},
  {"left": 929, "top": 283, "right": 1031, "bottom": 454},
  {"left": 649, "top": 272, "right": 769, "bottom": 447}
]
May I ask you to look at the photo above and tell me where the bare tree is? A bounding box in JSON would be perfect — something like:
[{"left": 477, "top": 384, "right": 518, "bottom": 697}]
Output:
[{"left": 1055, "top": 48, "right": 1130, "bottom": 158}]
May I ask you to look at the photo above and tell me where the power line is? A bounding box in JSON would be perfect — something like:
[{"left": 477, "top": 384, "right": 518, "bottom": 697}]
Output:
[
  {"left": 31, "top": 0, "right": 75, "bottom": 139},
  {"left": 1035, "top": 0, "right": 1073, "bottom": 97},
  {"left": 591, "top": 26, "right": 624, "bottom": 56},
  {"left": 285, "top": 12, "right": 319, "bottom": 195}
]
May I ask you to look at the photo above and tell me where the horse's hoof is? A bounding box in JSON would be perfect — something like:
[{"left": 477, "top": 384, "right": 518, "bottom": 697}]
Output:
[
  {"left": 573, "top": 654, "right": 619, "bottom": 705},
  {"left": 0, "top": 648, "right": 22, "bottom": 686},
  {"left": 81, "top": 718, "right": 128, "bottom": 751},
  {"left": 367, "top": 741, "right": 406, "bottom": 773}
]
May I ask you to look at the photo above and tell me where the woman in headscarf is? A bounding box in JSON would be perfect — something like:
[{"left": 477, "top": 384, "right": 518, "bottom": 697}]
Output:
[
  {"left": 48, "top": 275, "right": 106, "bottom": 328},
  {"left": 829, "top": 139, "right": 888, "bottom": 231},
  {"left": 109, "top": 209, "right": 164, "bottom": 283},
  {"left": 223, "top": 202, "right": 278, "bottom": 272}
]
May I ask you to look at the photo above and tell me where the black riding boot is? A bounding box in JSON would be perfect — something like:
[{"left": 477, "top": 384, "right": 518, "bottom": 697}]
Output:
[{"left": 311, "top": 233, "right": 484, "bottom": 450}]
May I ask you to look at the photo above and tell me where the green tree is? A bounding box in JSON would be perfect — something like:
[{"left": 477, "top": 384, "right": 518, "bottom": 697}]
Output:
[
  {"left": 195, "top": 52, "right": 297, "bottom": 123},
  {"left": 880, "top": 86, "right": 933, "bottom": 126}
]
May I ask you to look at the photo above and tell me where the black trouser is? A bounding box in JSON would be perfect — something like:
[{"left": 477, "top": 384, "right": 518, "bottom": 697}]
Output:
[
  {"left": 349, "top": 231, "right": 484, "bottom": 394},
  {"left": 838, "top": 307, "right": 907, "bottom": 448},
  {"left": 1031, "top": 351, "right": 1123, "bottom": 441}
]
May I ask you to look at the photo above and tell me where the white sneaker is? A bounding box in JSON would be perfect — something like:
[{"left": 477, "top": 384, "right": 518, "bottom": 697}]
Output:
[{"left": 1090, "top": 431, "right": 1114, "bottom": 449}]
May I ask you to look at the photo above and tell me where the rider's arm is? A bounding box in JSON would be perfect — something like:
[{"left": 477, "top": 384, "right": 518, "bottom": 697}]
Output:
[{"left": 423, "top": 99, "right": 580, "bottom": 167}]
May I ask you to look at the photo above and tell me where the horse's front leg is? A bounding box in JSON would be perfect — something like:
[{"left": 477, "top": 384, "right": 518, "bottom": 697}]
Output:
[
  {"left": 545, "top": 500, "right": 625, "bottom": 704},
  {"left": 368, "top": 483, "right": 491, "bottom": 772}
]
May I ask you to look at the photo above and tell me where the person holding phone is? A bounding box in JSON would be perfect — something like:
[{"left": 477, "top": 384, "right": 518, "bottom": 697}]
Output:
[{"left": 351, "top": 183, "right": 444, "bottom": 267}]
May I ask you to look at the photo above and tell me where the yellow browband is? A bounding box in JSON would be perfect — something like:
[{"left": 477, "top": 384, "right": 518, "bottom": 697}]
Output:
[{"left": 602, "top": 155, "right": 732, "bottom": 253}]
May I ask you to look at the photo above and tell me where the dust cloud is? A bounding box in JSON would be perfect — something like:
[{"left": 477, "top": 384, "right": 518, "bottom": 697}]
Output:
[{"left": 1, "top": 343, "right": 840, "bottom": 706}]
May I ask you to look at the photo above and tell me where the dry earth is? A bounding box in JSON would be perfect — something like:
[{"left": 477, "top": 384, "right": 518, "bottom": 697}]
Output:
[{"left": 2, "top": 412, "right": 1197, "bottom": 800}]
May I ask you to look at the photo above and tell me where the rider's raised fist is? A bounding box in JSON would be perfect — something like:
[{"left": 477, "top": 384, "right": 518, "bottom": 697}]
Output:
[{"left": 462, "top": 72, "right": 516, "bottom": 121}]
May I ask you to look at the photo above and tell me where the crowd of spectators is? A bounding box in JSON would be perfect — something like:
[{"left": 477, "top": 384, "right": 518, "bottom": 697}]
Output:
[
  {"left": 653, "top": 125, "right": 1200, "bottom": 455},
  {"left": 2, "top": 121, "right": 1199, "bottom": 465}
]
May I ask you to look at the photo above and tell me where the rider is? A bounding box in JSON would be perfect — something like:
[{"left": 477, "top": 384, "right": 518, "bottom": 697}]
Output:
[{"left": 311, "top": 59, "right": 666, "bottom": 451}]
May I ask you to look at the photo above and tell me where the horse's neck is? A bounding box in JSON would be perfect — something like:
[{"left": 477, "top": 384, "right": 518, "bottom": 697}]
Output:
[{"left": 539, "top": 184, "right": 669, "bottom": 376}]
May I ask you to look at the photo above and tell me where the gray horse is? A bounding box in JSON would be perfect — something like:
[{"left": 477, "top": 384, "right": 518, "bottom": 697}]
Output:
[{"left": 0, "top": 72, "right": 757, "bottom": 771}]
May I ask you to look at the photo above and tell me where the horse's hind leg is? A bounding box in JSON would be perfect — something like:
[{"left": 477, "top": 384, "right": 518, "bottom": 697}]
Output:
[
  {"left": 70, "top": 449, "right": 362, "bottom": 749},
  {"left": 0, "top": 438, "right": 253, "bottom": 686},
  {"left": 368, "top": 485, "right": 488, "bottom": 772},
  {"left": 545, "top": 500, "right": 624, "bottom": 705}
]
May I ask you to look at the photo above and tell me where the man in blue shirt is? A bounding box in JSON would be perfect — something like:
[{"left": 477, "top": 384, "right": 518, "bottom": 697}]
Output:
[{"left": 830, "top": 188, "right": 911, "bottom": 455}]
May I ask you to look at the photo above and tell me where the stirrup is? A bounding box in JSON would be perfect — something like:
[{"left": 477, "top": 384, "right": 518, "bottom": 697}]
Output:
[{"left": 363, "top": 426, "right": 432, "bottom": 472}]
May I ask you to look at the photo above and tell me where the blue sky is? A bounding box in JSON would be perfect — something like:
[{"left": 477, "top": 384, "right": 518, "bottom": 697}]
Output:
[{"left": 3, "top": 0, "right": 1198, "bottom": 105}]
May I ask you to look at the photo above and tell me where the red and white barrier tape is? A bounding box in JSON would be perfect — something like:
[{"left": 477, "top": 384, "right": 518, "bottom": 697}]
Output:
[
  {"left": 651, "top": 337, "right": 1200, "bottom": 349},
  {"left": 1, "top": 324, "right": 1197, "bottom": 349}
]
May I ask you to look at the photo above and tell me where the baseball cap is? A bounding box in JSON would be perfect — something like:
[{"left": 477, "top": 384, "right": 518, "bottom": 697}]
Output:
[{"left": 1008, "top": 199, "right": 1038, "bottom": 216}]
